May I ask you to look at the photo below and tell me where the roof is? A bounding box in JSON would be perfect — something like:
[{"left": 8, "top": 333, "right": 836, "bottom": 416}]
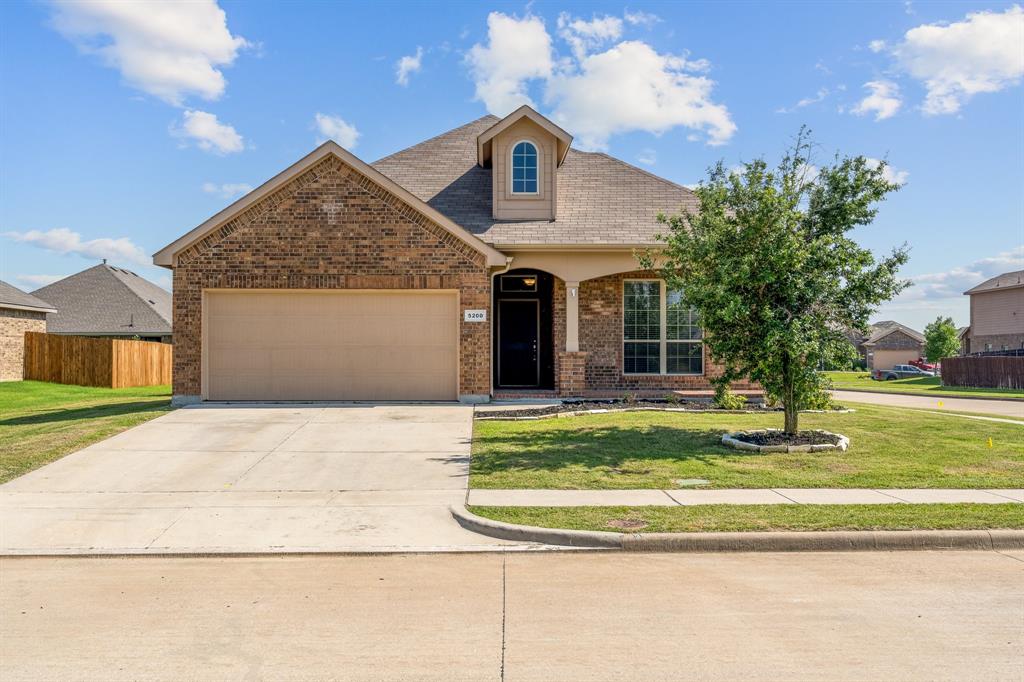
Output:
[
  {"left": 0, "top": 279, "right": 56, "bottom": 313},
  {"left": 372, "top": 115, "right": 698, "bottom": 248},
  {"left": 31, "top": 264, "right": 171, "bottom": 336},
  {"left": 153, "top": 141, "right": 507, "bottom": 268},
  {"left": 863, "top": 321, "right": 925, "bottom": 345},
  {"left": 477, "top": 105, "right": 573, "bottom": 168},
  {"left": 964, "top": 269, "right": 1024, "bottom": 295}
]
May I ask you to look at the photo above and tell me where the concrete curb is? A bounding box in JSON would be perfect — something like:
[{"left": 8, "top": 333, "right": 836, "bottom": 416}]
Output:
[
  {"left": 832, "top": 387, "right": 1024, "bottom": 403},
  {"left": 451, "top": 506, "right": 1024, "bottom": 553}
]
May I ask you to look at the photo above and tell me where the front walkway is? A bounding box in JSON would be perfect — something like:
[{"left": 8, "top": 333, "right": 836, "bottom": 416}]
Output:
[
  {"left": 468, "top": 488, "right": 1024, "bottom": 506},
  {"left": 0, "top": 404, "right": 532, "bottom": 554}
]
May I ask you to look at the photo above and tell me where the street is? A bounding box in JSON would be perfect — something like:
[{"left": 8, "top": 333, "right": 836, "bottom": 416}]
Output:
[{"left": 2, "top": 550, "right": 1021, "bottom": 681}]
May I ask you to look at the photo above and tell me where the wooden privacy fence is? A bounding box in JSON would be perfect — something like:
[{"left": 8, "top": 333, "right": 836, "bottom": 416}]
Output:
[
  {"left": 941, "top": 356, "right": 1024, "bottom": 390},
  {"left": 23, "top": 332, "right": 171, "bottom": 388}
]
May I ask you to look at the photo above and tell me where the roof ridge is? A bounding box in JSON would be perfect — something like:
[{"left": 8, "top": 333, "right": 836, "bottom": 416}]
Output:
[
  {"left": 589, "top": 151, "right": 697, "bottom": 198},
  {"left": 372, "top": 114, "right": 499, "bottom": 165}
]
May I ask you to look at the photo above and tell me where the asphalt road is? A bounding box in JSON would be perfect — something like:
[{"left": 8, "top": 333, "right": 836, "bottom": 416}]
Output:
[
  {"left": 2, "top": 550, "right": 1022, "bottom": 681},
  {"left": 831, "top": 389, "right": 1024, "bottom": 418}
]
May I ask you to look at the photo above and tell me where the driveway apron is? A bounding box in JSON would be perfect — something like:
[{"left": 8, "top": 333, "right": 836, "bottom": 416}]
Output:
[{"left": 0, "top": 404, "right": 524, "bottom": 554}]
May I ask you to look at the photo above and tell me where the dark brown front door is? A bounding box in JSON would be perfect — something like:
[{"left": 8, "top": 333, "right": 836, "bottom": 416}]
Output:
[{"left": 498, "top": 299, "right": 540, "bottom": 387}]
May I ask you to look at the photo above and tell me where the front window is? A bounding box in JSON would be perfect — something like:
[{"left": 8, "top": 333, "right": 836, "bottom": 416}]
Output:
[
  {"left": 624, "top": 280, "right": 703, "bottom": 375},
  {"left": 511, "top": 141, "right": 538, "bottom": 194}
]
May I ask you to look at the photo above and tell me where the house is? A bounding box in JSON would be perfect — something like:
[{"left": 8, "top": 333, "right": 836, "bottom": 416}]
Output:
[
  {"left": 862, "top": 321, "right": 925, "bottom": 370},
  {"left": 960, "top": 270, "right": 1023, "bottom": 354},
  {"left": 0, "top": 279, "right": 56, "bottom": 381},
  {"left": 154, "top": 106, "right": 758, "bottom": 404},
  {"left": 32, "top": 263, "right": 172, "bottom": 343}
]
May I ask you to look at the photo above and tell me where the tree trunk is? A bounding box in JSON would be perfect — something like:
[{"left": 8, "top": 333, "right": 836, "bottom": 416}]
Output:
[{"left": 782, "top": 351, "right": 799, "bottom": 435}]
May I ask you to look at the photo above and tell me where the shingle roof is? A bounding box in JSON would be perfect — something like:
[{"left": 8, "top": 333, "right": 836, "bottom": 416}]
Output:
[
  {"left": 864, "top": 321, "right": 924, "bottom": 345},
  {"left": 371, "top": 115, "right": 698, "bottom": 246},
  {"left": 32, "top": 264, "right": 171, "bottom": 336},
  {"left": 964, "top": 269, "right": 1024, "bottom": 295},
  {"left": 0, "top": 279, "right": 56, "bottom": 313}
]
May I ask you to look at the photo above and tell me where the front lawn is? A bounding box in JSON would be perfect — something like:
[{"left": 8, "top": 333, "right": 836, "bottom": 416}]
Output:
[
  {"left": 471, "top": 504, "right": 1024, "bottom": 533},
  {"left": 470, "top": 404, "right": 1024, "bottom": 490},
  {"left": 0, "top": 381, "right": 172, "bottom": 483},
  {"left": 824, "top": 371, "right": 1023, "bottom": 400}
]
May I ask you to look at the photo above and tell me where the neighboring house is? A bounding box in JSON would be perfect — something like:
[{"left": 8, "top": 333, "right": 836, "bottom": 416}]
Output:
[
  {"left": 154, "top": 105, "right": 758, "bottom": 404},
  {"left": 0, "top": 279, "right": 56, "bottom": 381},
  {"left": 32, "top": 263, "right": 172, "bottom": 343},
  {"left": 862, "top": 321, "right": 925, "bottom": 370},
  {"left": 960, "top": 270, "right": 1023, "bottom": 354},
  {"left": 957, "top": 326, "right": 970, "bottom": 356}
]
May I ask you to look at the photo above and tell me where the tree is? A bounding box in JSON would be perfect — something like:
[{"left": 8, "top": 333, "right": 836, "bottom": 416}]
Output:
[
  {"left": 924, "top": 316, "right": 960, "bottom": 363},
  {"left": 645, "top": 129, "right": 909, "bottom": 435}
]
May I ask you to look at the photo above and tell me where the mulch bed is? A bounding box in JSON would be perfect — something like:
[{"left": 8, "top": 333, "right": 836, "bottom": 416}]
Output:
[{"left": 733, "top": 430, "right": 841, "bottom": 447}]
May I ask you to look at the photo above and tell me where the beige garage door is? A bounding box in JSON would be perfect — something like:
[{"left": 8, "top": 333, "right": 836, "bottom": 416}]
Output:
[
  {"left": 870, "top": 349, "right": 920, "bottom": 370},
  {"left": 205, "top": 291, "right": 458, "bottom": 401}
]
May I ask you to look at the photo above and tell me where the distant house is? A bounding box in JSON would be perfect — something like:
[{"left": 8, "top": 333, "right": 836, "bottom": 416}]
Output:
[
  {"left": 960, "top": 270, "right": 1023, "bottom": 354},
  {"left": 861, "top": 321, "right": 925, "bottom": 370},
  {"left": 32, "top": 263, "right": 171, "bottom": 343},
  {"left": 0, "top": 279, "right": 56, "bottom": 381}
]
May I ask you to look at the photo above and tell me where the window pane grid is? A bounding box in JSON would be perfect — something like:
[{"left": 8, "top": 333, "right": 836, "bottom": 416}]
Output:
[
  {"left": 512, "top": 141, "right": 538, "bottom": 194},
  {"left": 623, "top": 281, "right": 703, "bottom": 375}
]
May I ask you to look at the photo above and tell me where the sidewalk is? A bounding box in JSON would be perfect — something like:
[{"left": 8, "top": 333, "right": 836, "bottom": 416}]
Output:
[{"left": 467, "top": 488, "right": 1024, "bottom": 506}]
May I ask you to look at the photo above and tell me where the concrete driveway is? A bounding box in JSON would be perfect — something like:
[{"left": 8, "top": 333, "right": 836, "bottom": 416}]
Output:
[{"left": 0, "top": 404, "right": 525, "bottom": 554}]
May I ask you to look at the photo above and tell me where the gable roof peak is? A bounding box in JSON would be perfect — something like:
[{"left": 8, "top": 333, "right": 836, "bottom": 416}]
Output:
[{"left": 477, "top": 105, "right": 573, "bottom": 168}]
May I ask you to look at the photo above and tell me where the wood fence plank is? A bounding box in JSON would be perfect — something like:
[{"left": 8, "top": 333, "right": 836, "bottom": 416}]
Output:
[
  {"left": 942, "top": 356, "right": 1024, "bottom": 390},
  {"left": 22, "top": 332, "right": 171, "bottom": 388}
]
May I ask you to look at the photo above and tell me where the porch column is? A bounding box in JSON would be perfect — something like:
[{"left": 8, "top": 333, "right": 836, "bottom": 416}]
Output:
[{"left": 565, "top": 281, "right": 580, "bottom": 352}]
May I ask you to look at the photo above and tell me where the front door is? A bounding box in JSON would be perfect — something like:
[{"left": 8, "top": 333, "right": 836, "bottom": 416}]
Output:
[{"left": 498, "top": 299, "right": 540, "bottom": 387}]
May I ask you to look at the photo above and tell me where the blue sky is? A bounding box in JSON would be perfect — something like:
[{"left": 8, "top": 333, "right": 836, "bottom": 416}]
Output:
[{"left": 1, "top": 0, "right": 1021, "bottom": 330}]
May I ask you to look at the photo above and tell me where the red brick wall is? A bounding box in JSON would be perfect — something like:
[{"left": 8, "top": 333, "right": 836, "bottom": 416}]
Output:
[
  {"left": 172, "top": 156, "right": 491, "bottom": 399},
  {"left": 577, "top": 271, "right": 757, "bottom": 394}
]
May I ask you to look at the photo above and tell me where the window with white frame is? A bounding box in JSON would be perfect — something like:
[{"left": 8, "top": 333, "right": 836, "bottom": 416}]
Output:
[
  {"left": 511, "top": 141, "right": 538, "bottom": 194},
  {"left": 623, "top": 280, "right": 702, "bottom": 375}
]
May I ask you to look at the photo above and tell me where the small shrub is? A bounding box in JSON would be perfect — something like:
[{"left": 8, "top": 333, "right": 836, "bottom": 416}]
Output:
[
  {"left": 622, "top": 392, "right": 639, "bottom": 405},
  {"left": 714, "top": 385, "right": 748, "bottom": 410},
  {"left": 664, "top": 392, "right": 681, "bottom": 405}
]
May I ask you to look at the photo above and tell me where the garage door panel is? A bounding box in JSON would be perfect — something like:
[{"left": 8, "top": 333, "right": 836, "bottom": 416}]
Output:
[{"left": 205, "top": 291, "right": 459, "bottom": 401}]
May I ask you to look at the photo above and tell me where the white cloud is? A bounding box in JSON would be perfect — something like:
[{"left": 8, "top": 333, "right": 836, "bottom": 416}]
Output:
[
  {"left": 623, "top": 10, "right": 661, "bottom": 28},
  {"left": 546, "top": 41, "right": 734, "bottom": 150},
  {"left": 637, "top": 148, "right": 656, "bottom": 165},
  {"left": 50, "top": 0, "right": 249, "bottom": 106},
  {"left": 557, "top": 13, "right": 623, "bottom": 61},
  {"left": 3, "top": 228, "right": 150, "bottom": 267},
  {"left": 776, "top": 87, "right": 829, "bottom": 113},
  {"left": 466, "top": 12, "right": 553, "bottom": 114},
  {"left": 314, "top": 113, "right": 359, "bottom": 148},
  {"left": 202, "top": 181, "right": 252, "bottom": 199},
  {"left": 893, "top": 5, "right": 1024, "bottom": 115},
  {"left": 896, "top": 247, "right": 1024, "bottom": 303},
  {"left": 864, "top": 158, "right": 909, "bottom": 185},
  {"left": 851, "top": 80, "right": 902, "bottom": 120},
  {"left": 868, "top": 39, "right": 887, "bottom": 53},
  {"left": 395, "top": 46, "right": 423, "bottom": 86},
  {"left": 14, "top": 274, "right": 64, "bottom": 289},
  {"left": 171, "top": 109, "right": 244, "bottom": 153}
]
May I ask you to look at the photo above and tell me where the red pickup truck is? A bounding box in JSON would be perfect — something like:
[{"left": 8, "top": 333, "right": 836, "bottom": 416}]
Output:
[{"left": 909, "top": 358, "right": 937, "bottom": 372}]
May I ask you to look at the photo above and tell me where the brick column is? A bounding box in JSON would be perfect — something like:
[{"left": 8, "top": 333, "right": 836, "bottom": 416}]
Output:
[{"left": 558, "top": 351, "right": 588, "bottom": 397}]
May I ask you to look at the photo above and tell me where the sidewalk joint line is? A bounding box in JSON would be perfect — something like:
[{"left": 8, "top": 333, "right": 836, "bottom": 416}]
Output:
[
  {"left": 661, "top": 489, "right": 682, "bottom": 506},
  {"left": 771, "top": 489, "right": 801, "bottom": 504}
]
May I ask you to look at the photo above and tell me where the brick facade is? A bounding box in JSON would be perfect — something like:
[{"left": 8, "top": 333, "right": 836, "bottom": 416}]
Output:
[
  {"left": 574, "top": 271, "right": 757, "bottom": 396},
  {"left": 0, "top": 308, "right": 46, "bottom": 381},
  {"left": 171, "top": 156, "right": 492, "bottom": 400}
]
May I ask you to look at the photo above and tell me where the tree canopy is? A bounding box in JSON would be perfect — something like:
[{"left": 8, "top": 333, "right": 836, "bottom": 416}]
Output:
[
  {"left": 646, "top": 129, "right": 909, "bottom": 434},
  {"left": 924, "top": 316, "right": 961, "bottom": 363}
]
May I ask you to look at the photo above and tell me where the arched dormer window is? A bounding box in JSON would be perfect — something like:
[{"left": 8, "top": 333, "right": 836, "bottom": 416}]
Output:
[{"left": 511, "top": 141, "right": 538, "bottom": 194}]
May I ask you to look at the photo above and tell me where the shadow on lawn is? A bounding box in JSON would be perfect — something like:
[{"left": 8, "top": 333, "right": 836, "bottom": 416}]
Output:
[
  {"left": 471, "top": 424, "right": 752, "bottom": 475},
  {"left": 0, "top": 400, "right": 171, "bottom": 426}
]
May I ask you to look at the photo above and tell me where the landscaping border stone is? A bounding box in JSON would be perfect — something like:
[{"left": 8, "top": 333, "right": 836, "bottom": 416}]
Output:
[
  {"left": 721, "top": 429, "right": 850, "bottom": 453},
  {"left": 450, "top": 505, "right": 1024, "bottom": 552}
]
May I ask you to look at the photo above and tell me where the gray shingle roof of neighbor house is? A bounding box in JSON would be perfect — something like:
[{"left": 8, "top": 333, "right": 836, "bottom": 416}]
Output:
[
  {"left": 863, "top": 320, "right": 925, "bottom": 345},
  {"left": 964, "top": 269, "right": 1024, "bottom": 295},
  {"left": 0, "top": 279, "right": 57, "bottom": 313},
  {"left": 31, "top": 264, "right": 171, "bottom": 336},
  {"left": 371, "top": 114, "right": 700, "bottom": 247}
]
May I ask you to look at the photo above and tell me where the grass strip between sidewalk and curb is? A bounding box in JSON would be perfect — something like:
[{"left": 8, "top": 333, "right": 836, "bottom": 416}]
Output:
[
  {"left": 469, "top": 504, "right": 1024, "bottom": 534},
  {"left": 0, "top": 381, "right": 173, "bottom": 484}
]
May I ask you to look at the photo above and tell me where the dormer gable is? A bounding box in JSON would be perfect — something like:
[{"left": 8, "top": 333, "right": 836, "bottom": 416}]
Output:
[{"left": 477, "top": 106, "right": 572, "bottom": 221}]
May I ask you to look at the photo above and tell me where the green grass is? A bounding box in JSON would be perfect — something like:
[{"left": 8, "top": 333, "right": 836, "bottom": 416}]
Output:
[
  {"left": 824, "top": 371, "right": 1024, "bottom": 400},
  {"left": 470, "top": 404, "right": 1024, "bottom": 490},
  {"left": 471, "top": 504, "right": 1024, "bottom": 533},
  {"left": 0, "top": 381, "right": 173, "bottom": 483}
]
